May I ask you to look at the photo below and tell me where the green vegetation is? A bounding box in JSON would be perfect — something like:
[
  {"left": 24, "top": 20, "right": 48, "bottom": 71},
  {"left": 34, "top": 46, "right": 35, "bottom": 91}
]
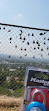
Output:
[
  {"left": 0, "top": 59, "right": 49, "bottom": 97},
  {"left": 0, "top": 67, "right": 25, "bottom": 97}
]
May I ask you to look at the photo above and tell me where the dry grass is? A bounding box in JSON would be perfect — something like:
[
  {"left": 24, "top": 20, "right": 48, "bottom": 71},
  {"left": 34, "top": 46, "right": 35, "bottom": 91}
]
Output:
[
  {"left": 0, "top": 95, "right": 22, "bottom": 111},
  {"left": 0, "top": 107, "right": 20, "bottom": 111}
]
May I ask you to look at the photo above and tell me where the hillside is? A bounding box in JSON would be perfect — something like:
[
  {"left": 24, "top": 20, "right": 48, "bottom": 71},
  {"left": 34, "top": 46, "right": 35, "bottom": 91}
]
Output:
[{"left": 0, "top": 95, "right": 22, "bottom": 111}]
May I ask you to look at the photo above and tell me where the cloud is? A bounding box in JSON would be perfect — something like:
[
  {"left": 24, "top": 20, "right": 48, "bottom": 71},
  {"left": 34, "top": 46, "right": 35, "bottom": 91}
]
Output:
[
  {"left": 17, "top": 13, "right": 22, "bottom": 17},
  {"left": 14, "top": 13, "right": 23, "bottom": 20},
  {"left": 11, "top": 13, "right": 29, "bottom": 26}
]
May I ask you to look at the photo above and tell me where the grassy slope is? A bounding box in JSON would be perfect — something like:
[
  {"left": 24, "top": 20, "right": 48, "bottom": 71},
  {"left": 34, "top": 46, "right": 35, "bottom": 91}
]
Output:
[
  {"left": 0, "top": 95, "right": 22, "bottom": 111},
  {"left": 0, "top": 107, "right": 20, "bottom": 111}
]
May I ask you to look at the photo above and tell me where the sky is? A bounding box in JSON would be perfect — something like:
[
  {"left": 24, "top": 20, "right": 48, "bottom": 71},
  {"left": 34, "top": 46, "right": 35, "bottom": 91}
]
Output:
[
  {"left": 0, "top": 0, "right": 49, "bottom": 29},
  {"left": 0, "top": 0, "right": 49, "bottom": 60}
]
